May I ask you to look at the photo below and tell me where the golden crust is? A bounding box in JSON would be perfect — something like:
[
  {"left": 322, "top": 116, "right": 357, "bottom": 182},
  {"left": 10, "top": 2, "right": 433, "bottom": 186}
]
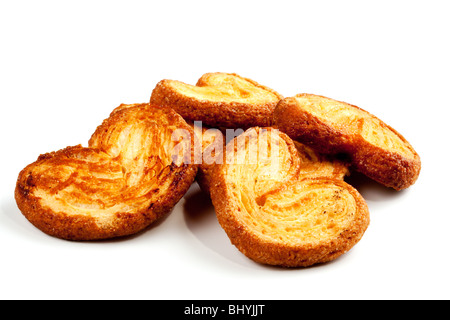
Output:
[
  {"left": 273, "top": 94, "right": 421, "bottom": 190},
  {"left": 293, "top": 141, "right": 350, "bottom": 181},
  {"left": 209, "top": 127, "right": 369, "bottom": 267},
  {"left": 188, "top": 121, "right": 226, "bottom": 195},
  {"left": 150, "top": 72, "right": 283, "bottom": 129},
  {"left": 15, "top": 104, "right": 198, "bottom": 240}
]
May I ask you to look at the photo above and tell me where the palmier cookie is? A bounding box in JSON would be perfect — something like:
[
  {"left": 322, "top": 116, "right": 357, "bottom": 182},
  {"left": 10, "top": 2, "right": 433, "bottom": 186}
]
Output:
[
  {"left": 15, "top": 104, "right": 198, "bottom": 240},
  {"left": 150, "top": 72, "right": 283, "bottom": 129},
  {"left": 209, "top": 127, "right": 370, "bottom": 267},
  {"left": 274, "top": 94, "right": 421, "bottom": 190}
]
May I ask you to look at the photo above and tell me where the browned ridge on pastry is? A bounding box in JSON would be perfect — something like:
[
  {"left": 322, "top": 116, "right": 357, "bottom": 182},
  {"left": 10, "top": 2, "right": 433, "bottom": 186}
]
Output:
[
  {"left": 150, "top": 72, "right": 283, "bottom": 129},
  {"left": 188, "top": 121, "right": 226, "bottom": 195},
  {"left": 273, "top": 94, "right": 421, "bottom": 190},
  {"left": 15, "top": 104, "right": 198, "bottom": 240},
  {"left": 209, "top": 127, "right": 369, "bottom": 267}
]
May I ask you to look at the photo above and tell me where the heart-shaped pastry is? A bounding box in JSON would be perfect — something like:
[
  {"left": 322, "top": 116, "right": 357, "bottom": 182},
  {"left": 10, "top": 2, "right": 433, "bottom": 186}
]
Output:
[
  {"left": 209, "top": 127, "right": 369, "bottom": 267},
  {"left": 274, "top": 94, "right": 421, "bottom": 190},
  {"left": 150, "top": 72, "right": 283, "bottom": 129},
  {"left": 15, "top": 104, "right": 198, "bottom": 240}
]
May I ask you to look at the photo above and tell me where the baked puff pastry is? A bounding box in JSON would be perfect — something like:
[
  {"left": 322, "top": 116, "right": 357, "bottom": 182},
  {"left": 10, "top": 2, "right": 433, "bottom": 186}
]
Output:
[
  {"left": 150, "top": 72, "right": 283, "bottom": 129},
  {"left": 273, "top": 94, "right": 421, "bottom": 190},
  {"left": 15, "top": 104, "right": 198, "bottom": 240},
  {"left": 188, "top": 121, "right": 226, "bottom": 195},
  {"left": 209, "top": 127, "right": 370, "bottom": 267}
]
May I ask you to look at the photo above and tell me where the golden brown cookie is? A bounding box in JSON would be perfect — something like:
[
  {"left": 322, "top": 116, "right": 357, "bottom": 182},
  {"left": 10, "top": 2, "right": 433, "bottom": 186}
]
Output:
[
  {"left": 150, "top": 72, "right": 283, "bottom": 129},
  {"left": 273, "top": 94, "right": 421, "bottom": 190},
  {"left": 15, "top": 104, "right": 198, "bottom": 240},
  {"left": 209, "top": 127, "right": 369, "bottom": 267}
]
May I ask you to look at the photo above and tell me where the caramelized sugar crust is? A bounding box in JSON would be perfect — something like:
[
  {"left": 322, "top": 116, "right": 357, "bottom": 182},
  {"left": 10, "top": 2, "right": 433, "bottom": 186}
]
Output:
[
  {"left": 209, "top": 127, "right": 369, "bottom": 267},
  {"left": 293, "top": 141, "right": 349, "bottom": 181},
  {"left": 188, "top": 122, "right": 226, "bottom": 195},
  {"left": 150, "top": 72, "right": 283, "bottom": 128},
  {"left": 274, "top": 94, "right": 421, "bottom": 190},
  {"left": 15, "top": 104, "right": 198, "bottom": 240}
]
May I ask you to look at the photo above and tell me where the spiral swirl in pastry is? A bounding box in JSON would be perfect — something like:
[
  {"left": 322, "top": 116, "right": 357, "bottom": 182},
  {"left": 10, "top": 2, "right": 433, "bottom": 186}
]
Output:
[
  {"left": 210, "top": 127, "right": 369, "bottom": 267},
  {"left": 15, "top": 104, "right": 198, "bottom": 240},
  {"left": 274, "top": 94, "right": 421, "bottom": 190}
]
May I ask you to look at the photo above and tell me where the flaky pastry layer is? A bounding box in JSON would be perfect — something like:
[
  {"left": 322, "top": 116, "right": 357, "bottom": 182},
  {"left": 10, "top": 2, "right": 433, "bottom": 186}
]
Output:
[
  {"left": 210, "top": 127, "right": 369, "bottom": 267},
  {"left": 15, "top": 104, "right": 198, "bottom": 240},
  {"left": 188, "top": 122, "right": 225, "bottom": 195},
  {"left": 150, "top": 72, "right": 283, "bottom": 128},
  {"left": 274, "top": 94, "right": 421, "bottom": 190}
]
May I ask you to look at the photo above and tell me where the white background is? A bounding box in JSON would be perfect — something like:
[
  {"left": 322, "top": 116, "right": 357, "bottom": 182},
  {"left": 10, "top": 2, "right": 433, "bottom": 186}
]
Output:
[{"left": 1, "top": 0, "right": 449, "bottom": 300}]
